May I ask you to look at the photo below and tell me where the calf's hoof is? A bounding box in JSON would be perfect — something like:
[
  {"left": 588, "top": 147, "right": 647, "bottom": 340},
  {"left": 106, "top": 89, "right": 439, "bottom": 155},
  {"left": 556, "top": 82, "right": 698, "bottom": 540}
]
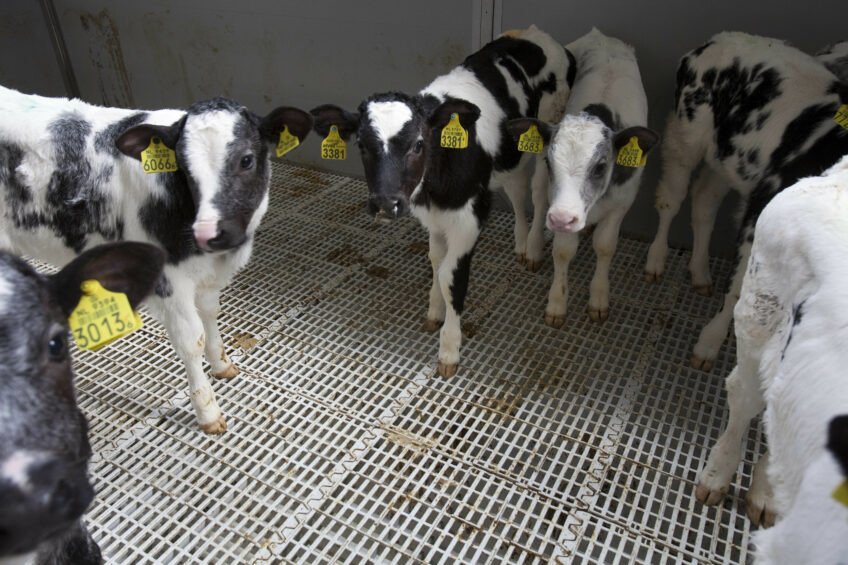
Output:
[
  {"left": 746, "top": 493, "right": 777, "bottom": 528},
  {"left": 199, "top": 416, "right": 228, "bottom": 435},
  {"left": 695, "top": 482, "right": 727, "bottom": 506},
  {"left": 694, "top": 283, "right": 714, "bottom": 297},
  {"left": 524, "top": 258, "right": 543, "bottom": 273},
  {"left": 545, "top": 313, "right": 565, "bottom": 329},
  {"left": 437, "top": 362, "right": 458, "bottom": 378},
  {"left": 691, "top": 354, "right": 714, "bottom": 372},
  {"left": 423, "top": 319, "right": 442, "bottom": 332},
  {"left": 588, "top": 307, "right": 609, "bottom": 323},
  {"left": 645, "top": 271, "right": 663, "bottom": 284},
  {"left": 214, "top": 364, "right": 239, "bottom": 379}
]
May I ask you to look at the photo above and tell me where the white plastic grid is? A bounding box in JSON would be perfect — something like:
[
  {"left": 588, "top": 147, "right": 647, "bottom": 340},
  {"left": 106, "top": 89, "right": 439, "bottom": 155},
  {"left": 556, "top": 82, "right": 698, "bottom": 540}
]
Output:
[{"left": 41, "top": 161, "right": 764, "bottom": 563}]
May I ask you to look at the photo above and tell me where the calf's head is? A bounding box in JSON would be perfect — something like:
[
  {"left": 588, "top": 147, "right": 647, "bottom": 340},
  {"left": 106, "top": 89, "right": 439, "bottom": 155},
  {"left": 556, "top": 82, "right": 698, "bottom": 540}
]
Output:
[
  {"left": 311, "top": 94, "right": 480, "bottom": 221},
  {"left": 0, "top": 242, "right": 164, "bottom": 561},
  {"left": 116, "top": 99, "right": 313, "bottom": 253},
  {"left": 508, "top": 114, "right": 658, "bottom": 232}
]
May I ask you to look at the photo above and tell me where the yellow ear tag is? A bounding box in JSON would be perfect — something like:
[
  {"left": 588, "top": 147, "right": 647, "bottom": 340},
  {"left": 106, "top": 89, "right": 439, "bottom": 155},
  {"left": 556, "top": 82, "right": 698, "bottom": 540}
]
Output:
[
  {"left": 517, "top": 125, "right": 543, "bottom": 154},
  {"left": 616, "top": 136, "right": 647, "bottom": 168},
  {"left": 140, "top": 136, "right": 178, "bottom": 173},
  {"left": 276, "top": 125, "right": 300, "bottom": 157},
  {"left": 321, "top": 125, "right": 347, "bottom": 160},
  {"left": 835, "top": 104, "right": 848, "bottom": 131},
  {"left": 68, "top": 280, "right": 143, "bottom": 351},
  {"left": 832, "top": 480, "right": 848, "bottom": 507},
  {"left": 440, "top": 113, "right": 468, "bottom": 149}
]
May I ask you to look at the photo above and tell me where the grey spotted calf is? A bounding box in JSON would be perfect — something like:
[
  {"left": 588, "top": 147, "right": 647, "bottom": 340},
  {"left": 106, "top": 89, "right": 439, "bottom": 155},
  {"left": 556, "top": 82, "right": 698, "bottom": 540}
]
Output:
[
  {"left": 0, "top": 242, "right": 164, "bottom": 565},
  {"left": 0, "top": 85, "right": 313, "bottom": 432}
]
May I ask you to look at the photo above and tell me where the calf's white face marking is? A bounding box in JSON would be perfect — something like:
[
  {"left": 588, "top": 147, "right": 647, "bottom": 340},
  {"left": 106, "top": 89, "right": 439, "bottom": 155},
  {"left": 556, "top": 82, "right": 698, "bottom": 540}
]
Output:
[
  {"left": 180, "top": 111, "right": 239, "bottom": 246},
  {"left": 547, "top": 117, "right": 611, "bottom": 232},
  {"left": 367, "top": 101, "right": 413, "bottom": 153},
  {"left": 0, "top": 451, "right": 41, "bottom": 492}
]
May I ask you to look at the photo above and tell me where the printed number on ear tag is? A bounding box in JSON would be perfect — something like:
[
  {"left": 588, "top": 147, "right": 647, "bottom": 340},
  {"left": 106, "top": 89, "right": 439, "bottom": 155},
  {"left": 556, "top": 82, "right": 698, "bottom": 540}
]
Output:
[
  {"left": 616, "top": 136, "right": 647, "bottom": 168},
  {"left": 69, "top": 280, "right": 143, "bottom": 351},
  {"left": 276, "top": 126, "right": 300, "bottom": 157},
  {"left": 440, "top": 113, "right": 468, "bottom": 149},
  {"left": 836, "top": 105, "right": 848, "bottom": 130},
  {"left": 517, "top": 125, "right": 543, "bottom": 154},
  {"left": 321, "top": 125, "right": 346, "bottom": 160},
  {"left": 140, "top": 136, "right": 178, "bottom": 173}
]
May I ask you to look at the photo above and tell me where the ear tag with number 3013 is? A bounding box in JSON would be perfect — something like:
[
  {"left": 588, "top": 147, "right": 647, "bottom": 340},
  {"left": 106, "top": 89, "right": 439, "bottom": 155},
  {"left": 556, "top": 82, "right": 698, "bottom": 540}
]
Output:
[
  {"left": 276, "top": 125, "right": 300, "bottom": 157},
  {"left": 440, "top": 113, "right": 468, "bottom": 149},
  {"left": 140, "top": 137, "right": 178, "bottom": 174},
  {"left": 68, "top": 280, "right": 143, "bottom": 351},
  {"left": 321, "top": 125, "right": 347, "bottom": 160},
  {"left": 616, "top": 136, "right": 647, "bottom": 168},
  {"left": 517, "top": 125, "right": 543, "bottom": 154},
  {"left": 836, "top": 104, "right": 848, "bottom": 131}
]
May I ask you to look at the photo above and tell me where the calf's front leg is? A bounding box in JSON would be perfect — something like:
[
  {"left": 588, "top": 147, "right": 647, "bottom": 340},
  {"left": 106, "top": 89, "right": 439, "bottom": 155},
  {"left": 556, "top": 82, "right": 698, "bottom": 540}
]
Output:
[
  {"left": 588, "top": 208, "right": 626, "bottom": 322},
  {"left": 196, "top": 287, "right": 238, "bottom": 378},
  {"left": 545, "top": 231, "right": 579, "bottom": 328},
  {"left": 424, "top": 231, "right": 447, "bottom": 332}
]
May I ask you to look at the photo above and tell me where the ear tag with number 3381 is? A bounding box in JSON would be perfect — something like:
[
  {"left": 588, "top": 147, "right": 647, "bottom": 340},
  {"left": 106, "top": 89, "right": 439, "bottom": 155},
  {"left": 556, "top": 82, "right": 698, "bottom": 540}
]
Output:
[
  {"left": 440, "top": 113, "right": 468, "bottom": 149},
  {"left": 321, "top": 125, "right": 347, "bottom": 160},
  {"left": 68, "top": 280, "right": 143, "bottom": 351},
  {"left": 140, "top": 137, "right": 178, "bottom": 174}
]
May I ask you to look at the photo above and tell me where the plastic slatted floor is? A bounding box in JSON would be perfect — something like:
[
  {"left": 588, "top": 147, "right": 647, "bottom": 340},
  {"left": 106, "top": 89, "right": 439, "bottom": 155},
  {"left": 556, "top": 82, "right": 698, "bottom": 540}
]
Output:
[{"left": 61, "top": 162, "right": 764, "bottom": 564}]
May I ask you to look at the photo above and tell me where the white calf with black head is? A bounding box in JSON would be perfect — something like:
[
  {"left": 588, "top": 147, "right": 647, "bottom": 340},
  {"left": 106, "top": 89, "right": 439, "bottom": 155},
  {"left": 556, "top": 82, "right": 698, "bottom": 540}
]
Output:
[
  {"left": 0, "top": 85, "right": 313, "bottom": 432},
  {"left": 508, "top": 29, "right": 658, "bottom": 326},
  {"left": 0, "top": 242, "right": 164, "bottom": 565},
  {"left": 311, "top": 25, "right": 575, "bottom": 377},
  {"left": 696, "top": 158, "right": 848, "bottom": 562},
  {"left": 643, "top": 33, "right": 848, "bottom": 371}
]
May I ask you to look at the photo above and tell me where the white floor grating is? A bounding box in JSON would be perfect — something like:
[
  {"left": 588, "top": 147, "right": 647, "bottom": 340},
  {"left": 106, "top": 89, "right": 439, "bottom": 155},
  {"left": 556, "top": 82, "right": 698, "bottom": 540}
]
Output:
[{"left": 52, "top": 161, "right": 767, "bottom": 563}]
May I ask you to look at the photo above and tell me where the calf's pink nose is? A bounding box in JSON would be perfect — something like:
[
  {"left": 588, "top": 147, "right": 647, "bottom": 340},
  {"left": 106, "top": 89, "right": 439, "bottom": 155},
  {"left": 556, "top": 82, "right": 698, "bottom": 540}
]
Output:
[{"left": 547, "top": 210, "right": 579, "bottom": 232}]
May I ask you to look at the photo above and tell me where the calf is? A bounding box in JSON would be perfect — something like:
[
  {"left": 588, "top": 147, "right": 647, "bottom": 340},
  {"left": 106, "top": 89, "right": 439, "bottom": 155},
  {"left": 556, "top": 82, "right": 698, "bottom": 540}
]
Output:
[
  {"left": 507, "top": 28, "right": 658, "bottom": 326},
  {"left": 311, "top": 25, "right": 575, "bottom": 377},
  {"left": 0, "top": 85, "right": 312, "bottom": 433},
  {"left": 0, "top": 242, "right": 164, "bottom": 565},
  {"left": 696, "top": 158, "right": 848, "bottom": 562},
  {"left": 643, "top": 32, "right": 848, "bottom": 370}
]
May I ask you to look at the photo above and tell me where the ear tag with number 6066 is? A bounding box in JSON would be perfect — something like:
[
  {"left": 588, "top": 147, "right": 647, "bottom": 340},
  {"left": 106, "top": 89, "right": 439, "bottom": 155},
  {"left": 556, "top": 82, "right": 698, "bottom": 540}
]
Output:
[
  {"left": 140, "top": 136, "right": 178, "bottom": 174},
  {"left": 517, "top": 125, "right": 543, "bottom": 154},
  {"left": 616, "top": 136, "right": 647, "bottom": 168},
  {"left": 836, "top": 104, "right": 848, "bottom": 131},
  {"left": 68, "top": 280, "right": 143, "bottom": 351},
  {"left": 321, "top": 125, "right": 347, "bottom": 160},
  {"left": 276, "top": 125, "right": 300, "bottom": 157},
  {"left": 440, "top": 113, "right": 468, "bottom": 149}
]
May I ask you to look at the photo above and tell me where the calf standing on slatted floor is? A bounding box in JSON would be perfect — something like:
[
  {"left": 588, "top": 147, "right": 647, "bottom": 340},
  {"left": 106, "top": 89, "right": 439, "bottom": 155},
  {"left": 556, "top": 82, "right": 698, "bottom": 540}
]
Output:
[
  {"left": 507, "top": 28, "right": 659, "bottom": 326},
  {"left": 0, "top": 85, "right": 313, "bottom": 433},
  {"left": 311, "top": 25, "right": 575, "bottom": 377},
  {"left": 696, "top": 157, "right": 848, "bottom": 562},
  {"left": 0, "top": 242, "right": 164, "bottom": 565},
  {"left": 643, "top": 32, "right": 848, "bottom": 371}
]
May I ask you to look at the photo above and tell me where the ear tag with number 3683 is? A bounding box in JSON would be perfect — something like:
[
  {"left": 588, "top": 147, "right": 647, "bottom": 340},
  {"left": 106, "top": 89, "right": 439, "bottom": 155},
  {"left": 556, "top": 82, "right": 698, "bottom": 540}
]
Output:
[
  {"left": 140, "top": 137, "right": 178, "bottom": 173},
  {"left": 517, "top": 125, "right": 543, "bottom": 154},
  {"left": 321, "top": 125, "right": 347, "bottom": 160},
  {"left": 616, "top": 136, "right": 647, "bottom": 168},
  {"left": 68, "top": 280, "right": 143, "bottom": 351}
]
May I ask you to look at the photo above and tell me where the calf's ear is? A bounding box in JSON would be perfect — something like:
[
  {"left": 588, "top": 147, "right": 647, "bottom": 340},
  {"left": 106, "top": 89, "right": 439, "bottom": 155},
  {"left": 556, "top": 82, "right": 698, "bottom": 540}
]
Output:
[
  {"left": 310, "top": 105, "right": 360, "bottom": 140},
  {"left": 427, "top": 98, "right": 481, "bottom": 131},
  {"left": 613, "top": 126, "right": 660, "bottom": 155},
  {"left": 116, "top": 117, "right": 186, "bottom": 161},
  {"left": 50, "top": 242, "right": 166, "bottom": 318},
  {"left": 506, "top": 118, "right": 556, "bottom": 146},
  {"left": 260, "top": 107, "right": 314, "bottom": 144}
]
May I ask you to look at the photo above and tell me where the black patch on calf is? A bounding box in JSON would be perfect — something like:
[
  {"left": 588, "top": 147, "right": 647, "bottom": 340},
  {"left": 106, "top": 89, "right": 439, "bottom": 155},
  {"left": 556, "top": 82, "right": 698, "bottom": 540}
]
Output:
[
  {"left": 565, "top": 47, "right": 577, "bottom": 89},
  {"left": 154, "top": 274, "right": 173, "bottom": 298},
  {"left": 0, "top": 142, "right": 31, "bottom": 204},
  {"left": 138, "top": 173, "right": 201, "bottom": 264},
  {"left": 94, "top": 112, "right": 148, "bottom": 156},
  {"left": 449, "top": 250, "right": 475, "bottom": 315},
  {"left": 583, "top": 103, "right": 620, "bottom": 131},
  {"left": 827, "top": 415, "right": 848, "bottom": 478},
  {"left": 781, "top": 299, "right": 807, "bottom": 360}
]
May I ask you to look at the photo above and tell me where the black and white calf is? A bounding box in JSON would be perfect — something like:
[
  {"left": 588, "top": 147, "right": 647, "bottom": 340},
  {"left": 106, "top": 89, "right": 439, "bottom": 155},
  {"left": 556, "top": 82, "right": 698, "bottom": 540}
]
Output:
[
  {"left": 0, "top": 242, "right": 164, "bottom": 565},
  {"left": 507, "top": 28, "right": 658, "bottom": 326},
  {"left": 643, "top": 32, "right": 848, "bottom": 370},
  {"left": 696, "top": 159, "right": 848, "bottom": 562},
  {"left": 0, "top": 85, "right": 313, "bottom": 432},
  {"left": 311, "top": 25, "right": 574, "bottom": 377}
]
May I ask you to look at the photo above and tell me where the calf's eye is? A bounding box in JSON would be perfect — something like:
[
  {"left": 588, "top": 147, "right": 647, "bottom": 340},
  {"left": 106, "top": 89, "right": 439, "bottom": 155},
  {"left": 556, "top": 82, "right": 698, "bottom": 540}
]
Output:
[
  {"left": 413, "top": 139, "right": 424, "bottom": 154},
  {"left": 48, "top": 332, "right": 67, "bottom": 361},
  {"left": 240, "top": 154, "right": 254, "bottom": 169}
]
